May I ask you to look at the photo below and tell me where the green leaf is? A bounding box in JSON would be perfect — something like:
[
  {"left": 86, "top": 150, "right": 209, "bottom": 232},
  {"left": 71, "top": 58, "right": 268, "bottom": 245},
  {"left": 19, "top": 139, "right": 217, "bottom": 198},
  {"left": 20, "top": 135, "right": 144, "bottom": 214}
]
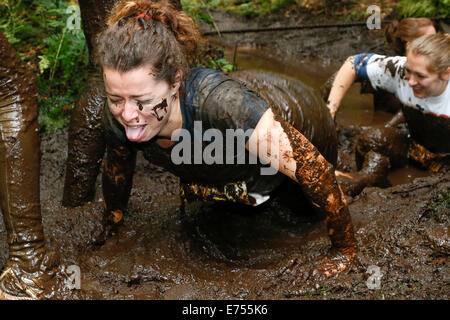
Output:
[
  {"left": 198, "top": 11, "right": 214, "bottom": 24},
  {"left": 38, "top": 55, "right": 51, "bottom": 74}
]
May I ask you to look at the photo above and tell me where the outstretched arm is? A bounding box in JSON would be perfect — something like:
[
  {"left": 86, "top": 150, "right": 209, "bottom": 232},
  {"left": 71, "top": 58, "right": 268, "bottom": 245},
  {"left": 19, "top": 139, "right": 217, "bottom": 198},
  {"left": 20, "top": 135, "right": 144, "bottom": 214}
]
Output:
[
  {"left": 102, "top": 142, "right": 137, "bottom": 226},
  {"left": 248, "top": 109, "right": 356, "bottom": 276},
  {"left": 326, "top": 56, "right": 357, "bottom": 119}
]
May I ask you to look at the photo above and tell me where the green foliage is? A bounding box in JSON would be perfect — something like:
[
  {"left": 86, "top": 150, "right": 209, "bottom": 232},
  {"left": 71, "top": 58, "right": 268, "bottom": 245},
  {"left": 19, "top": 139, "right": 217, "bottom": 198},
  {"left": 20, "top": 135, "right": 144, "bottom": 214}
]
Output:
[
  {"left": 397, "top": 0, "right": 450, "bottom": 18},
  {"left": 195, "top": 45, "right": 236, "bottom": 72},
  {"left": 0, "top": 0, "right": 89, "bottom": 133},
  {"left": 225, "top": 0, "right": 297, "bottom": 17},
  {"left": 182, "top": 0, "right": 223, "bottom": 24},
  {"left": 197, "top": 57, "right": 235, "bottom": 73}
]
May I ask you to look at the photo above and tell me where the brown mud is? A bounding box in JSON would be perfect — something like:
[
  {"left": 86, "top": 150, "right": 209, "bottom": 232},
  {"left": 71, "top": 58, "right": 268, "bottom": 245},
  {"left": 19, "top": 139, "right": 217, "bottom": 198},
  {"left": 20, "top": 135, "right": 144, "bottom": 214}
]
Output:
[{"left": 0, "top": 10, "right": 449, "bottom": 299}]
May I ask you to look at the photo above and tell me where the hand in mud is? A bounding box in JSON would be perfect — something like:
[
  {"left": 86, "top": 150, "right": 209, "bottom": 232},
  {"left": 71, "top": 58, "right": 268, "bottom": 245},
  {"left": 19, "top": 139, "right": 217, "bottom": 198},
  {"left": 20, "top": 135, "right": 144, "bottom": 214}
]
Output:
[
  {"left": 96, "top": 208, "right": 126, "bottom": 243},
  {"left": 292, "top": 247, "right": 355, "bottom": 286},
  {"left": 0, "top": 252, "right": 59, "bottom": 300}
]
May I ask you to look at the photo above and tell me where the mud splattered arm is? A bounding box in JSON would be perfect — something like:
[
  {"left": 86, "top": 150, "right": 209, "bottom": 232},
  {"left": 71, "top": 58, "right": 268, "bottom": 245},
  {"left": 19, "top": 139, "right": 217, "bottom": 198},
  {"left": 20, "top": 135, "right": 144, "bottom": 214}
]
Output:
[
  {"left": 102, "top": 141, "right": 137, "bottom": 225},
  {"left": 248, "top": 109, "right": 356, "bottom": 271},
  {"left": 326, "top": 56, "right": 356, "bottom": 119}
]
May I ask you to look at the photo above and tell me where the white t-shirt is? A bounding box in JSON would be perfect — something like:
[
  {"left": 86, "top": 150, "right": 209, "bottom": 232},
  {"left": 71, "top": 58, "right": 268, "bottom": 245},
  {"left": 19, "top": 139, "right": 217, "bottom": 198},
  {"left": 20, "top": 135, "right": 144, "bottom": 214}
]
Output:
[{"left": 354, "top": 53, "right": 450, "bottom": 118}]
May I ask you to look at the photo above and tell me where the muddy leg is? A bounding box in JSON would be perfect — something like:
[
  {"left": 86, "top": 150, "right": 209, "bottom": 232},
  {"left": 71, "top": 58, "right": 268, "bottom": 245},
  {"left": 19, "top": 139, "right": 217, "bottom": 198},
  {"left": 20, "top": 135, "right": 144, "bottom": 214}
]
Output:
[
  {"left": 337, "top": 150, "right": 391, "bottom": 197},
  {"left": 337, "top": 126, "right": 408, "bottom": 198},
  {"left": 102, "top": 143, "right": 136, "bottom": 228},
  {"left": 62, "top": 0, "right": 120, "bottom": 207},
  {"left": 62, "top": 72, "right": 106, "bottom": 207},
  {"left": 0, "top": 31, "right": 56, "bottom": 300},
  {"left": 355, "top": 127, "right": 409, "bottom": 169}
]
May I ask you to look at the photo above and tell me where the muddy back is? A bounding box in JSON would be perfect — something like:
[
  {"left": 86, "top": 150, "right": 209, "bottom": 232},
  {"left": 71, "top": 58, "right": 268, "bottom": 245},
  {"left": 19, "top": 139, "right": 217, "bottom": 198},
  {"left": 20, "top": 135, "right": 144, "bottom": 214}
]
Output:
[{"left": 230, "top": 70, "right": 338, "bottom": 166}]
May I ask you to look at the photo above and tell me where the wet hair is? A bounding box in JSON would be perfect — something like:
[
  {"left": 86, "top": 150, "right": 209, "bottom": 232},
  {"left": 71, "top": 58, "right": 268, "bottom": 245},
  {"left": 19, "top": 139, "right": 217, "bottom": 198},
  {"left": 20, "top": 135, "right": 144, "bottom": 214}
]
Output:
[
  {"left": 94, "top": 0, "right": 203, "bottom": 88},
  {"left": 385, "top": 18, "right": 436, "bottom": 55},
  {"left": 406, "top": 33, "right": 450, "bottom": 75}
]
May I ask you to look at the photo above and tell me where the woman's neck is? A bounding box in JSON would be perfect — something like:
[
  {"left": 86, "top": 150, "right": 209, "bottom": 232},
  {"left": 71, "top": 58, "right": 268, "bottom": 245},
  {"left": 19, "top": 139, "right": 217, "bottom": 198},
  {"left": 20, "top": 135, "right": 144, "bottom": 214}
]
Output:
[{"left": 437, "top": 80, "right": 449, "bottom": 96}]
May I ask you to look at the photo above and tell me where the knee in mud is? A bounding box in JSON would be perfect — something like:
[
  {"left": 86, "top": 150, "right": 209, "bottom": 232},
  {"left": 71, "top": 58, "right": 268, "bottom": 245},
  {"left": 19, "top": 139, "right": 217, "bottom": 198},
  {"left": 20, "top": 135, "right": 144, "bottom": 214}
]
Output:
[
  {"left": 355, "top": 127, "right": 408, "bottom": 169},
  {"left": 360, "top": 151, "right": 390, "bottom": 187}
]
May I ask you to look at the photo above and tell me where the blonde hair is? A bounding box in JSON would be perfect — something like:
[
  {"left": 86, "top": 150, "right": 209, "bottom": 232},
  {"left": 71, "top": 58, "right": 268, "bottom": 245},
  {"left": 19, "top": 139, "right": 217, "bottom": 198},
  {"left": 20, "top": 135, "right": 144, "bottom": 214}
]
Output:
[{"left": 406, "top": 33, "right": 450, "bottom": 75}]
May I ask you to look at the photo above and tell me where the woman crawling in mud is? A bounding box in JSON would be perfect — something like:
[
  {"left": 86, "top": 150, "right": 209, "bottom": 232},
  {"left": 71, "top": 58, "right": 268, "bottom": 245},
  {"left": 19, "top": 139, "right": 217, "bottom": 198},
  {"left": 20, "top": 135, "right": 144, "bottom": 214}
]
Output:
[
  {"left": 63, "top": 0, "right": 357, "bottom": 281},
  {"left": 327, "top": 33, "right": 450, "bottom": 194}
]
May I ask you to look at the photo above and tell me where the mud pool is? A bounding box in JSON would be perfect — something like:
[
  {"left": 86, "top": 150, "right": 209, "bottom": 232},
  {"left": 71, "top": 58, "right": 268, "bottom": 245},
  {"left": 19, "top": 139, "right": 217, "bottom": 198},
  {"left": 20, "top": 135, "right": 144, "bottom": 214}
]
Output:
[{"left": 0, "top": 11, "right": 449, "bottom": 300}]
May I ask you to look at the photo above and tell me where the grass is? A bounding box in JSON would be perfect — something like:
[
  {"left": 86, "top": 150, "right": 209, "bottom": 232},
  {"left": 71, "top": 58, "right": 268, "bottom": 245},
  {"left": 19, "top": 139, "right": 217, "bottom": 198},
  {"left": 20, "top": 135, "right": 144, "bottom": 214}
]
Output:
[{"left": 419, "top": 188, "right": 450, "bottom": 223}]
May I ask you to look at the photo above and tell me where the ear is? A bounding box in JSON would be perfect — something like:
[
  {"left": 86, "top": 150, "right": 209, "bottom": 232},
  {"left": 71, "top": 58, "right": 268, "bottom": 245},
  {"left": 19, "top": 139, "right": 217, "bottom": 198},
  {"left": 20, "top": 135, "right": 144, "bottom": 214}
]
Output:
[
  {"left": 440, "top": 66, "right": 450, "bottom": 81},
  {"left": 171, "top": 70, "right": 184, "bottom": 93}
]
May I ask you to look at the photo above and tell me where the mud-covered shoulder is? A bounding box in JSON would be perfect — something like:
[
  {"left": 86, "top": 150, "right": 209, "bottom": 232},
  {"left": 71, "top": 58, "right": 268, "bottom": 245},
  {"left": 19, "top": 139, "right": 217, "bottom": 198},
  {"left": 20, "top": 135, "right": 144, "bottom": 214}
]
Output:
[{"left": 185, "top": 68, "right": 269, "bottom": 135}]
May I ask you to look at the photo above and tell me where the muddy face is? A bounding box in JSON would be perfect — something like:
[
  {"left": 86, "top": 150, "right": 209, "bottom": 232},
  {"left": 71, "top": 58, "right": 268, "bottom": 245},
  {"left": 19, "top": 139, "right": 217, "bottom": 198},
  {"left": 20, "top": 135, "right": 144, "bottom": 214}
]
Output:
[{"left": 103, "top": 66, "right": 180, "bottom": 143}]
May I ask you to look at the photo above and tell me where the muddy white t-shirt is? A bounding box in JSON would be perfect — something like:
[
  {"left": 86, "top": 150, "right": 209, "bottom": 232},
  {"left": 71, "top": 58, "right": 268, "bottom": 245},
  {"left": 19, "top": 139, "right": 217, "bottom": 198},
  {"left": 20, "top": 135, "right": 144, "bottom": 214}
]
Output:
[{"left": 354, "top": 53, "right": 450, "bottom": 118}]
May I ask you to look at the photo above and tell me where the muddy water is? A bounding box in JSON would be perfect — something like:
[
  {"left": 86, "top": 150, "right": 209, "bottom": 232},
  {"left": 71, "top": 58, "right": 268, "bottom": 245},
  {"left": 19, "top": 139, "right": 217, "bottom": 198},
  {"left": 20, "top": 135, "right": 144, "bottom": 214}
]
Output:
[
  {"left": 224, "top": 47, "right": 374, "bottom": 127},
  {"left": 387, "top": 166, "right": 431, "bottom": 186},
  {"left": 30, "top": 132, "right": 450, "bottom": 300}
]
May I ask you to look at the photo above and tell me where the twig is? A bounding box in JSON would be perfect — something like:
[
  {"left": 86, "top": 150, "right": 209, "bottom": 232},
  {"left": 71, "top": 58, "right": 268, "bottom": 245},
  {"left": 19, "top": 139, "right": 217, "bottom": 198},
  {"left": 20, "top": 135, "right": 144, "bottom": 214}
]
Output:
[
  {"left": 200, "top": 0, "right": 221, "bottom": 37},
  {"left": 392, "top": 177, "right": 449, "bottom": 194},
  {"left": 50, "top": 27, "right": 67, "bottom": 81}
]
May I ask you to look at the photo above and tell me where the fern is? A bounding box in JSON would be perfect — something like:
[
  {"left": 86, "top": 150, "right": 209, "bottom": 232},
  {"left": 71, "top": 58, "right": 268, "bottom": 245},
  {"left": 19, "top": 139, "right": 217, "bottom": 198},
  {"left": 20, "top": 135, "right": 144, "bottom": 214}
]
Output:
[{"left": 397, "top": 0, "right": 450, "bottom": 18}]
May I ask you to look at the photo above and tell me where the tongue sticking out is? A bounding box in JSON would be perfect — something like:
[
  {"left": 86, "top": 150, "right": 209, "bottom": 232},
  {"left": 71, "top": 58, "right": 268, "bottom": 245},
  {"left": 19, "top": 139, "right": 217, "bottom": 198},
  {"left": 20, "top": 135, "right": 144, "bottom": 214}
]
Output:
[{"left": 126, "top": 125, "right": 145, "bottom": 141}]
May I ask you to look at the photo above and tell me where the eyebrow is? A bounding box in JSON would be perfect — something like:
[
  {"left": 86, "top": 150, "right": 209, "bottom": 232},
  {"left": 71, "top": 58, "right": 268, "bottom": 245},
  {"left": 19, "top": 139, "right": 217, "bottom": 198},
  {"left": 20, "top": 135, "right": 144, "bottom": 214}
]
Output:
[
  {"left": 404, "top": 66, "right": 426, "bottom": 77},
  {"left": 106, "top": 92, "right": 155, "bottom": 99}
]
